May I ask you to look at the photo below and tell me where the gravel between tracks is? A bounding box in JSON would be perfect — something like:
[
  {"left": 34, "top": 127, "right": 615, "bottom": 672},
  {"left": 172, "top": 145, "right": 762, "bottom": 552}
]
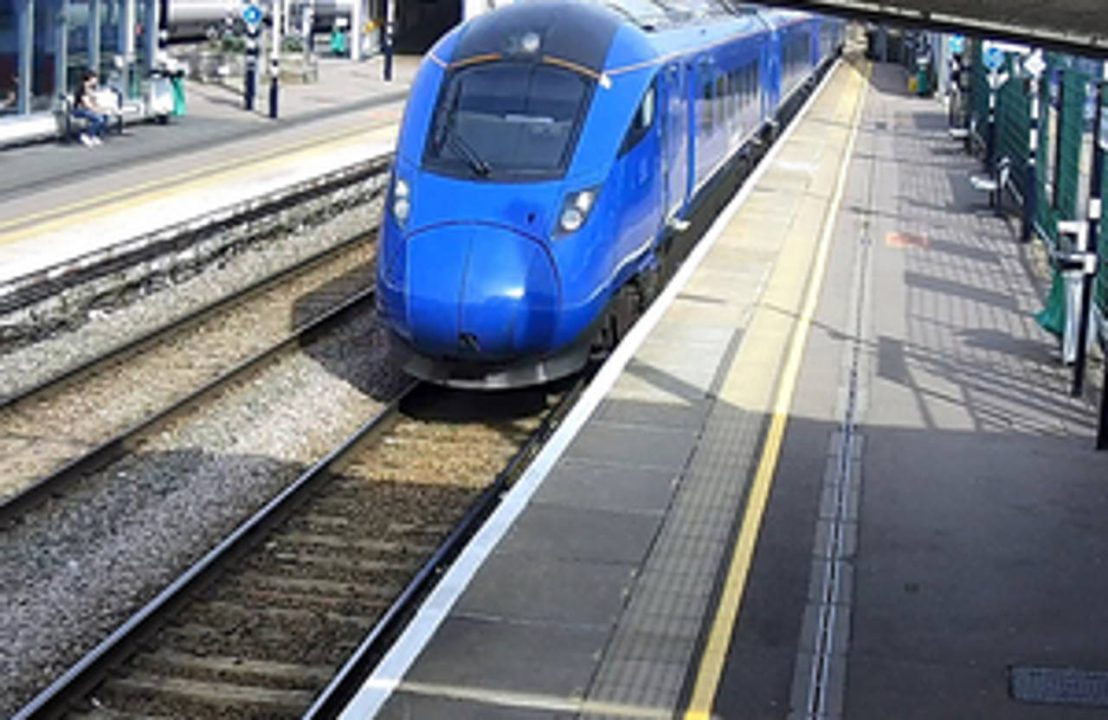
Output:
[{"left": 0, "top": 304, "right": 408, "bottom": 718}]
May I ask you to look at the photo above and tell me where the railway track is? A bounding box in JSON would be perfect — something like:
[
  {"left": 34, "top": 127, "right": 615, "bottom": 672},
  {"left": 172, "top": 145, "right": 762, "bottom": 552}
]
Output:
[
  {"left": 0, "top": 233, "right": 379, "bottom": 526},
  {"left": 15, "top": 378, "right": 584, "bottom": 720}
]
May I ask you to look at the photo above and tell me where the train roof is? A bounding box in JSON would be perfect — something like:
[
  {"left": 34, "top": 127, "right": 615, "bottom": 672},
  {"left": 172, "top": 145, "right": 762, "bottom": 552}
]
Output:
[{"left": 437, "top": 0, "right": 816, "bottom": 79}]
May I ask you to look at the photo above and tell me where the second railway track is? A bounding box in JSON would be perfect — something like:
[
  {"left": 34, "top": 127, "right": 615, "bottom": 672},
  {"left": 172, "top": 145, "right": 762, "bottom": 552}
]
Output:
[{"left": 0, "top": 232, "right": 381, "bottom": 523}]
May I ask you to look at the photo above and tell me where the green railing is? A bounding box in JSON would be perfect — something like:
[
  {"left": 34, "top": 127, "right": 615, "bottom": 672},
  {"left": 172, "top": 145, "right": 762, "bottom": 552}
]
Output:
[{"left": 969, "top": 45, "right": 1107, "bottom": 321}]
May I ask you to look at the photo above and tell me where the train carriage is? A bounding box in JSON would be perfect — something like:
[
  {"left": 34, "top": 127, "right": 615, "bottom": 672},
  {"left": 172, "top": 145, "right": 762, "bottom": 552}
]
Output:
[{"left": 378, "top": 0, "right": 843, "bottom": 388}]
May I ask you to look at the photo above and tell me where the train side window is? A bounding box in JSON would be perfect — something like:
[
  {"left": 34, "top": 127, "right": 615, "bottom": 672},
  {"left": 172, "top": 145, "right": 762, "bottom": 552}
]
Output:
[
  {"left": 728, "top": 71, "right": 737, "bottom": 118},
  {"left": 620, "top": 85, "right": 656, "bottom": 156},
  {"left": 701, "top": 76, "right": 713, "bottom": 132},
  {"left": 715, "top": 75, "right": 726, "bottom": 125}
]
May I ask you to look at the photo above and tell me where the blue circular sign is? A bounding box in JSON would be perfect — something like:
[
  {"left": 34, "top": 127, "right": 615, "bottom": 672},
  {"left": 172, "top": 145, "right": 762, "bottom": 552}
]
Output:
[
  {"left": 983, "top": 45, "right": 1005, "bottom": 71},
  {"left": 243, "top": 4, "right": 262, "bottom": 25},
  {"left": 949, "top": 34, "right": 965, "bottom": 54}
]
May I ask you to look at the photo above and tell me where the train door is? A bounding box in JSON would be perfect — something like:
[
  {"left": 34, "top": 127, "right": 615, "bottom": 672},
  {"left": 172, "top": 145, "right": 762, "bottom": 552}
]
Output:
[
  {"left": 614, "top": 80, "right": 664, "bottom": 271},
  {"left": 661, "top": 62, "right": 687, "bottom": 221},
  {"left": 762, "top": 33, "right": 781, "bottom": 123},
  {"left": 686, "top": 60, "right": 697, "bottom": 202}
]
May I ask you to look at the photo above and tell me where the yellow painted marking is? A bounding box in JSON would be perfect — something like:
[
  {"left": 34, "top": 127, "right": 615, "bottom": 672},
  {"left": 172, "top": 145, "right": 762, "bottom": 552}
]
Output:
[
  {"left": 542, "top": 55, "right": 603, "bottom": 81},
  {"left": 449, "top": 52, "right": 503, "bottom": 69},
  {"left": 0, "top": 117, "right": 399, "bottom": 242},
  {"left": 683, "top": 60, "right": 869, "bottom": 720}
]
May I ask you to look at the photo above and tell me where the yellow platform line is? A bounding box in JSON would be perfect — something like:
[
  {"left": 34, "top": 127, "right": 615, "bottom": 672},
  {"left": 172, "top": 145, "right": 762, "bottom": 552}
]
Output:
[
  {"left": 0, "top": 119, "right": 396, "bottom": 244},
  {"left": 684, "top": 60, "right": 869, "bottom": 720}
]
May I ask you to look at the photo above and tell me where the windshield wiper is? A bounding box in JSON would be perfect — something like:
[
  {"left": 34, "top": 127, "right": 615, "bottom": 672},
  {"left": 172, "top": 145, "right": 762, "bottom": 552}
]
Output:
[{"left": 444, "top": 125, "right": 491, "bottom": 177}]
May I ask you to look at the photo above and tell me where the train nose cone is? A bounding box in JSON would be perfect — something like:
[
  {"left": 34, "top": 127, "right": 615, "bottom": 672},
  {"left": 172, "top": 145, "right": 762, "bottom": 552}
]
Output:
[{"left": 405, "top": 225, "right": 559, "bottom": 359}]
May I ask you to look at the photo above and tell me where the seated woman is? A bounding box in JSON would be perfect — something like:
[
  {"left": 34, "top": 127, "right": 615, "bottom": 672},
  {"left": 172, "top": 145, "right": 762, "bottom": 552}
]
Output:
[{"left": 73, "top": 70, "right": 110, "bottom": 147}]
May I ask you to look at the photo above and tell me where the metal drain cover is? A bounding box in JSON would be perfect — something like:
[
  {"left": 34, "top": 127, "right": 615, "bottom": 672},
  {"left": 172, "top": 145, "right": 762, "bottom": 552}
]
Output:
[{"left": 1010, "top": 667, "right": 1108, "bottom": 707}]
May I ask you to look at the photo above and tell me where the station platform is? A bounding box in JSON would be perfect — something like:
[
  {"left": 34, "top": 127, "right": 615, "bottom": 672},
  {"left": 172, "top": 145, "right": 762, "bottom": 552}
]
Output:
[
  {"left": 0, "top": 55, "right": 417, "bottom": 292},
  {"left": 340, "top": 57, "right": 1108, "bottom": 719}
]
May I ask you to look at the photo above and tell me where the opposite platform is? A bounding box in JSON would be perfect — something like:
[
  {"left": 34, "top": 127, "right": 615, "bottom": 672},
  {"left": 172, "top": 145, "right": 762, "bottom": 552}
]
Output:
[{"left": 0, "top": 57, "right": 415, "bottom": 291}]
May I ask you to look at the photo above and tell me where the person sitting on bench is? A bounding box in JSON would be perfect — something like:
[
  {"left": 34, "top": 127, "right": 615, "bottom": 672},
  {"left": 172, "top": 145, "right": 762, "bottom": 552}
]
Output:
[{"left": 73, "top": 70, "right": 110, "bottom": 147}]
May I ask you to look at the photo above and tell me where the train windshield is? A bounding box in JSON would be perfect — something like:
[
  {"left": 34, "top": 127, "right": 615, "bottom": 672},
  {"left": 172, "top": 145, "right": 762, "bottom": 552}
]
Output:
[{"left": 424, "top": 62, "right": 593, "bottom": 180}]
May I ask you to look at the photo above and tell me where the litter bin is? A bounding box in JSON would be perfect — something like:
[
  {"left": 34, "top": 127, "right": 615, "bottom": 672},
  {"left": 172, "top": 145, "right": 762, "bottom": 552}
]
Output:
[
  {"left": 330, "top": 28, "right": 348, "bottom": 56},
  {"left": 915, "top": 55, "right": 931, "bottom": 96},
  {"left": 147, "top": 73, "right": 173, "bottom": 122},
  {"left": 170, "top": 73, "right": 186, "bottom": 116}
]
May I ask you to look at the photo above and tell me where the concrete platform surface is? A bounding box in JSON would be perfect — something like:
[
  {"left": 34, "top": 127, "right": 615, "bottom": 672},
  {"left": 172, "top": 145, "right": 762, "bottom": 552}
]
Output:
[{"left": 0, "top": 55, "right": 417, "bottom": 289}]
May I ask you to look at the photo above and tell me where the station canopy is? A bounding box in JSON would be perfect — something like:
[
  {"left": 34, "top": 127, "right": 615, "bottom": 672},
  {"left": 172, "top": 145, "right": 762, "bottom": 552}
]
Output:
[{"left": 760, "top": 0, "right": 1107, "bottom": 56}]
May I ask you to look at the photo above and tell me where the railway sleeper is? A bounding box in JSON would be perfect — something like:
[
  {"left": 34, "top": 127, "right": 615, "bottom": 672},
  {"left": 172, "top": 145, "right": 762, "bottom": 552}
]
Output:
[
  {"left": 288, "top": 511, "right": 457, "bottom": 539},
  {"left": 227, "top": 570, "right": 402, "bottom": 602},
  {"left": 93, "top": 670, "right": 314, "bottom": 719},
  {"left": 302, "top": 489, "right": 485, "bottom": 524},
  {"left": 68, "top": 704, "right": 175, "bottom": 719},
  {"left": 208, "top": 583, "right": 389, "bottom": 615},
  {"left": 365, "top": 439, "right": 525, "bottom": 469},
  {"left": 264, "top": 530, "right": 439, "bottom": 557},
  {"left": 248, "top": 548, "right": 411, "bottom": 577},
  {"left": 125, "top": 650, "right": 335, "bottom": 690},
  {"left": 181, "top": 599, "right": 378, "bottom": 633},
  {"left": 157, "top": 623, "right": 359, "bottom": 665}
]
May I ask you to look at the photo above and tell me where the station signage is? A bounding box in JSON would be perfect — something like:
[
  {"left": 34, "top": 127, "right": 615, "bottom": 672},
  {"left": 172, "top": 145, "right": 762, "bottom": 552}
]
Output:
[
  {"left": 1024, "top": 51, "right": 1046, "bottom": 78},
  {"left": 243, "top": 3, "right": 263, "bottom": 27},
  {"left": 984, "top": 39, "right": 1031, "bottom": 56},
  {"left": 983, "top": 45, "right": 1005, "bottom": 72},
  {"left": 949, "top": 34, "right": 964, "bottom": 54}
]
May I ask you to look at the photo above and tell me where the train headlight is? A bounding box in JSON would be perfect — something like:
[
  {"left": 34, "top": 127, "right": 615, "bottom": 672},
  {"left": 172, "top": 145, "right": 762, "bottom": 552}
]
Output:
[
  {"left": 392, "top": 178, "right": 411, "bottom": 226},
  {"left": 557, "top": 187, "right": 599, "bottom": 235}
]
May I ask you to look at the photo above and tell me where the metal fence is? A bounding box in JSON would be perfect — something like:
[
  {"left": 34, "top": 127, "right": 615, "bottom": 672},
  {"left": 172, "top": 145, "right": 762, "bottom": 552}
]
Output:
[{"left": 969, "top": 43, "right": 1107, "bottom": 312}]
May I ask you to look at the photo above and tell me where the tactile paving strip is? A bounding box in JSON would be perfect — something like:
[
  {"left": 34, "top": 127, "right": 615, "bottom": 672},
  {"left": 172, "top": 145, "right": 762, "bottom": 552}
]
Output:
[{"left": 1010, "top": 667, "right": 1108, "bottom": 707}]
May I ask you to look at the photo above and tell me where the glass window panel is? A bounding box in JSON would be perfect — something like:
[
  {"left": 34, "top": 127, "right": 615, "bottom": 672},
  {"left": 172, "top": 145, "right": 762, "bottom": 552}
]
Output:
[
  {"left": 131, "top": 0, "right": 144, "bottom": 86},
  {"left": 424, "top": 62, "right": 592, "bottom": 179},
  {"left": 66, "top": 0, "right": 89, "bottom": 92},
  {"left": 1, "top": 0, "right": 17, "bottom": 115},
  {"left": 32, "top": 0, "right": 58, "bottom": 110},
  {"left": 100, "top": 0, "right": 120, "bottom": 79}
]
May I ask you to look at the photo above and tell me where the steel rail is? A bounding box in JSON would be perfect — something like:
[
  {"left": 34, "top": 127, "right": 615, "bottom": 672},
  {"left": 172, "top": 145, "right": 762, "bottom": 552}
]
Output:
[
  {"left": 0, "top": 282, "right": 378, "bottom": 528},
  {"left": 11, "top": 380, "right": 419, "bottom": 720}
]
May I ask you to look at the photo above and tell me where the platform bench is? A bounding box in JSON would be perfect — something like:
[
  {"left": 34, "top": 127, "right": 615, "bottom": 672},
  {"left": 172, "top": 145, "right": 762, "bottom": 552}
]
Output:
[{"left": 57, "top": 89, "right": 144, "bottom": 144}]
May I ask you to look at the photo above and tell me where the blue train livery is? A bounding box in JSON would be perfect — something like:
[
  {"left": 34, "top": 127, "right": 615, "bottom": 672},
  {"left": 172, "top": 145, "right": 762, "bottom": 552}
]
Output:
[{"left": 377, "top": 0, "right": 843, "bottom": 388}]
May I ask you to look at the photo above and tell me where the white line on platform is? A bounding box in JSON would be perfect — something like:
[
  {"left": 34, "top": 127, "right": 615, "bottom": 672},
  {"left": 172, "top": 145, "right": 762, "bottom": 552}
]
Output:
[{"left": 337, "top": 57, "right": 844, "bottom": 720}]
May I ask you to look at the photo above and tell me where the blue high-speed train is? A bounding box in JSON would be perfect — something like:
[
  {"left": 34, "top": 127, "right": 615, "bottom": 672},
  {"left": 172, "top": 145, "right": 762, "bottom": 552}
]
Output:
[{"left": 378, "top": 0, "right": 843, "bottom": 388}]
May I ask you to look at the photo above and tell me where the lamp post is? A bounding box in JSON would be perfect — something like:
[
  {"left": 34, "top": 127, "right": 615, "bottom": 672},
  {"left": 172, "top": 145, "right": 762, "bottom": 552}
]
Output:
[
  {"left": 1022, "top": 51, "right": 1045, "bottom": 243},
  {"left": 269, "top": 0, "right": 281, "bottom": 118}
]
